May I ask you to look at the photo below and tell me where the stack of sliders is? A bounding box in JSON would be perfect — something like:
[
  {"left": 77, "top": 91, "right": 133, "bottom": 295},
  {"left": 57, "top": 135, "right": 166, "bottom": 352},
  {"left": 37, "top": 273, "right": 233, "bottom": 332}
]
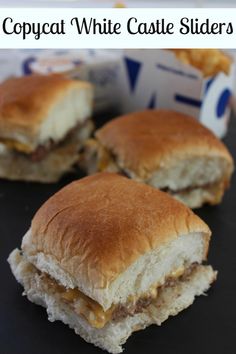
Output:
[
  {"left": 9, "top": 172, "right": 217, "bottom": 353},
  {"left": 79, "top": 109, "right": 234, "bottom": 208},
  {"left": 0, "top": 74, "right": 93, "bottom": 182}
]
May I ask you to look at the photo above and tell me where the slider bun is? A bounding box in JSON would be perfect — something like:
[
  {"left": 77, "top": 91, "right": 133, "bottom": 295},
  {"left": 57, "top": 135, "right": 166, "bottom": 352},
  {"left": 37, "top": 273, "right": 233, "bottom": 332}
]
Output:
[
  {"left": 170, "top": 180, "right": 228, "bottom": 209},
  {"left": 8, "top": 249, "right": 217, "bottom": 354},
  {"left": 95, "top": 109, "right": 233, "bottom": 182},
  {"left": 22, "top": 172, "right": 211, "bottom": 309},
  {"left": 0, "top": 119, "right": 93, "bottom": 183},
  {"left": 0, "top": 74, "right": 93, "bottom": 151}
]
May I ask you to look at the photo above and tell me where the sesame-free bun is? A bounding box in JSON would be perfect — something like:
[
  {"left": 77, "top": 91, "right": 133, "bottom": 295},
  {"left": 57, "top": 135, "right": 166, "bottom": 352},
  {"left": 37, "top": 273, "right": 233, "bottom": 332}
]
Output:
[
  {"left": 96, "top": 110, "right": 233, "bottom": 179},
  {"left": 0, "top": 74, "right": 93, "bottom": 152},
  {"left": 86, "top": 110, "right": 234, "bottom": 208},
  {"left": 8, "top": 249, "right": 216, "bottom": 353},
  {"left": 0, "top": 119, "right": 93, "bottom": 183},
  {"left": 21, "top": 172, "right": 211, "bottom": 310}
]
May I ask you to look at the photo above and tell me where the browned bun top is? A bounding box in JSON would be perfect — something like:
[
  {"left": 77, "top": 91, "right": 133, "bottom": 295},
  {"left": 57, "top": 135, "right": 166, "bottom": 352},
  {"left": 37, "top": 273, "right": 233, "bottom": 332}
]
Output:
[
  {"left": 0, "top": 74, "right": 91, "bottom": 139},
  {"left": 96, "top": 110, "right": 233, "bottom": 179},
  {"left": 27, "top": 172, "right": 210, "bottom": 288}
]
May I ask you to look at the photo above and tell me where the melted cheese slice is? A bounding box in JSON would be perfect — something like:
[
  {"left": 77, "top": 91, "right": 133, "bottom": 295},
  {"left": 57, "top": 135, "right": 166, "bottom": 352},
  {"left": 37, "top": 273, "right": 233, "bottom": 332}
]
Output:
[
  {"left": 0, "top": 138, "right": 32, "bottom": 153},
  {"left": 97, "top": 145, "right": 114, "bottom": 172},
  {"left": 61, "top": 288, "right": 114, "bottom": 329},
  {"left": 51, "top": 265, "right": 186, "bottom": 329},
  {"left": 170, "top": 266, "right": 185, "bottom": 278}
]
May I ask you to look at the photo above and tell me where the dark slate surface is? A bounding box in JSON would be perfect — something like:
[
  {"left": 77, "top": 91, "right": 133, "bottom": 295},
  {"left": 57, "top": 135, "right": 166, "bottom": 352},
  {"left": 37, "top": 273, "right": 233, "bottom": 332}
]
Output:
[{"left": 1, "top": 113, "right": 236, "bottom": 354}]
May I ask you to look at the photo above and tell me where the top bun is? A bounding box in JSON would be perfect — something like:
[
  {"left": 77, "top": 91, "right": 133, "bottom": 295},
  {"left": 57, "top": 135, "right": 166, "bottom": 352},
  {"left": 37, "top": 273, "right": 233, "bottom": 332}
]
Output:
[
  {"left": 0, "top": 74, "right": 93, "bottom": 152},
  {"left": 96, "top": 110, "right": 233, "bottom": 180}
]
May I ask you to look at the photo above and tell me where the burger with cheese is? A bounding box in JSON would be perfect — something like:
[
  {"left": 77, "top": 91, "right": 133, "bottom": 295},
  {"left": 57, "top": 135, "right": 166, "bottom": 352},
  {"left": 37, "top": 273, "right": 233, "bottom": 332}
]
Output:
[
  {"left": 0, "top": 74, "right": 93, "bottom": 182},
  {"left": 8, "top": 172, "right": 217, "bottom": 353}
]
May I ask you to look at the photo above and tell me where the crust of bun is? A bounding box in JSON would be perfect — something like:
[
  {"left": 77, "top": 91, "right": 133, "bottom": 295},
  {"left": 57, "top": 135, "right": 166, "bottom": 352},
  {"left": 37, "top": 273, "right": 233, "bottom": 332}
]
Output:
[
  {"left": 0, "top": 74, "right": 93, "bottom": 150},
  {"left": 95, "top": 110, "right": 233, "bottom": 180},
  {"left": 22, "top": 173, "right": 210, "bottom": 294}
]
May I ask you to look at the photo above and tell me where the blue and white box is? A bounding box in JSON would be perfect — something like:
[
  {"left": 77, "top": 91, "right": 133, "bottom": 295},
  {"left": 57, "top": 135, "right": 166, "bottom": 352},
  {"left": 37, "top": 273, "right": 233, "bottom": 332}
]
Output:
[
  {"left": 119, "top": 49, "right": 236, "bottom": 138},
  {"left": 0, "top": 49, "right": 120, "bottom": 113}
]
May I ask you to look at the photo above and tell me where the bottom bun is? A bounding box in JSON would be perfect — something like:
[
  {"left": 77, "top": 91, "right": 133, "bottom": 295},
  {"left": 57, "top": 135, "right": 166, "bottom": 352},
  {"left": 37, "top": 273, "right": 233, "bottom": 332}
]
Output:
[
  {"left": 173, "top": 181, "right": 225, "bottom": 209},
  {"left": 8, "top": 249, "right": 217, "bottom": 353}
]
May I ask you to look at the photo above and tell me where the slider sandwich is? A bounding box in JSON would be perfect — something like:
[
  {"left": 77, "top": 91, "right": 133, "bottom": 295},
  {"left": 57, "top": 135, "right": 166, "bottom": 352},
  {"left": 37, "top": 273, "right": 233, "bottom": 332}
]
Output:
[
  {"left": 79, "top": 110, "right": 234, "bottom": 208},
  {"left": 0, "top": 74, "right": 93, "bottom": 182},
  {"left": 9, "top": 172, "right": 217, "bottom": 353}
]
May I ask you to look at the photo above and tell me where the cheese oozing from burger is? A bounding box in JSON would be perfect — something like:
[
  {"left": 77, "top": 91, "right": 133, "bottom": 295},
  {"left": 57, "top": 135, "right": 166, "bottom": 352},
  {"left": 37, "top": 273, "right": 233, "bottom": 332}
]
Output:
[
  {"left": 17, "top": 256, "right": 188, "bottom": 329},
  {"left": 0, "top": 138, "right": 33, "bottom": 153}
]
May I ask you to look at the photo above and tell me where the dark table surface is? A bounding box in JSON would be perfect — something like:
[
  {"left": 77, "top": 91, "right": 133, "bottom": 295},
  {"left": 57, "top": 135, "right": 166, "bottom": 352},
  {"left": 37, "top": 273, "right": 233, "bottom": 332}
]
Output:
[{"left": 1, "top": 113, "right": 236, "bottom": 354}]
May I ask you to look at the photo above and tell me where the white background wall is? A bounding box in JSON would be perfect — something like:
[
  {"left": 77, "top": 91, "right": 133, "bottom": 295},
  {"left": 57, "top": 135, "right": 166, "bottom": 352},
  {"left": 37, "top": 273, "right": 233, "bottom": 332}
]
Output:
[{"left": 1, "top": 1, "right": 236, "bottom": 8}]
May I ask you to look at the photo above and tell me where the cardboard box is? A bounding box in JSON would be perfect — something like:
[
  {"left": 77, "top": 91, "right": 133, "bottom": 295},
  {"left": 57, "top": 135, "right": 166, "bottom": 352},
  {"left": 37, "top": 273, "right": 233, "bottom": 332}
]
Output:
[
  {"left": 0, "top": 49, "right": 121, "bottom": 113},
  {"left": 118, "top": 49, "right": 236, "bottom": 138}
]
